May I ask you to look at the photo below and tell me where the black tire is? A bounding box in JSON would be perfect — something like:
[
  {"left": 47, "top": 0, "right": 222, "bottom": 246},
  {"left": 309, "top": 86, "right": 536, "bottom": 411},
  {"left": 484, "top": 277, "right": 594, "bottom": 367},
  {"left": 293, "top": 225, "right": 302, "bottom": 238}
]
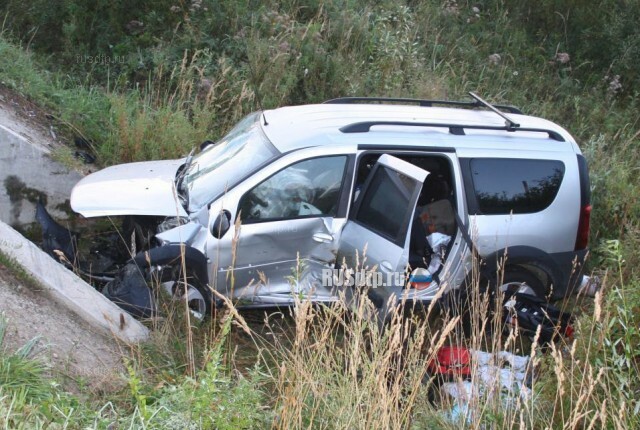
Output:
[{"left": 495, "top": 268, "right": 547, "bottom": 299}]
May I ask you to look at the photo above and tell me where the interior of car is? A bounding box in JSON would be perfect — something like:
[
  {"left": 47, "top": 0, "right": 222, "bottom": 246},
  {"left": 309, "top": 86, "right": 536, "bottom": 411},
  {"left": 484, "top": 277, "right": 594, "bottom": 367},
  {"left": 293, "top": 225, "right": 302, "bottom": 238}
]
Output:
[{"left": 353, "top": 153, "right": 457, "bottom": 273}]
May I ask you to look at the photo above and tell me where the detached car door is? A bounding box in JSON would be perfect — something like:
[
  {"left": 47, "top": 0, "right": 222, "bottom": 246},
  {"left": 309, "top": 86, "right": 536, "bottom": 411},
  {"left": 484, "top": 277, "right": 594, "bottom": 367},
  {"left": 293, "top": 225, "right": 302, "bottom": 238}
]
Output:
[{"left": 335, "top": 154, "right": 429, "bottom": 304}]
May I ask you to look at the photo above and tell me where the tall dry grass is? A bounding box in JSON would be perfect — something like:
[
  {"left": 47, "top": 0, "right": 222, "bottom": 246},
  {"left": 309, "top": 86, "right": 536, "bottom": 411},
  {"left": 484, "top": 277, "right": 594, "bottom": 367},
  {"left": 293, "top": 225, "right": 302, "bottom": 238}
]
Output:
[
  {"left": 207, "top": 257, "right": 639, "bottom": 429},
  {"left": 98, "top": 50, "right": 256, "bottom": 165}
]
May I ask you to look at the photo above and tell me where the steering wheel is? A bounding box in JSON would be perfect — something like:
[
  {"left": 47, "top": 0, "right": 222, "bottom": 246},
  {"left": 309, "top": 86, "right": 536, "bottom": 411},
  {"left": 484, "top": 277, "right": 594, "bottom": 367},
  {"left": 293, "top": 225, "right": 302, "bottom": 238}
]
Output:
[{"left": 316, "top": 179, "right": 342, "bottom": 201}]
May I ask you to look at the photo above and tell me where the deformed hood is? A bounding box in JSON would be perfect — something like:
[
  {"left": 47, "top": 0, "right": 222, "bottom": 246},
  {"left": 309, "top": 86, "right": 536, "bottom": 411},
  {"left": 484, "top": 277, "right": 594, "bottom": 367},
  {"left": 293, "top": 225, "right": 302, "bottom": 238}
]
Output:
[{"left": 70, "top": 159, "right": 188, "bottom": 217}]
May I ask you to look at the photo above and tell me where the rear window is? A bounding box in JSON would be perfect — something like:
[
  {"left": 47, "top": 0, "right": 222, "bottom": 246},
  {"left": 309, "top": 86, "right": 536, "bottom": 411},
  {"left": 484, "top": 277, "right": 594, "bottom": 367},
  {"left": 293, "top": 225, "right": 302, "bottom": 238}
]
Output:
[{"left": 469, "top": 158, "right": 565, "bottom": 214}]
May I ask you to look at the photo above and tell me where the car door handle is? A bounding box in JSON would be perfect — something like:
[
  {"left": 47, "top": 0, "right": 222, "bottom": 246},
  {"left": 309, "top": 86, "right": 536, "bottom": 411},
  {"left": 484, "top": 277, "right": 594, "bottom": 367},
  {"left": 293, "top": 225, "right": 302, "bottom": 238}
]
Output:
[
  {"left": 312, "top": 232, "right": 334, "bottom": 243},
  {"left": 380, "top": 261, "right": 394, "bottom": 272}
]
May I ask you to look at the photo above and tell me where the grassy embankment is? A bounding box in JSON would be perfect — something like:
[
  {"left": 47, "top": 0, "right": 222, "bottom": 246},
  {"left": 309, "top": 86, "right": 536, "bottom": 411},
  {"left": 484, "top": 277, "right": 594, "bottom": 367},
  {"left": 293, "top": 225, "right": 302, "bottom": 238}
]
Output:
[{"left": 1, "top": 1, "right": 639, "bottom": 428}]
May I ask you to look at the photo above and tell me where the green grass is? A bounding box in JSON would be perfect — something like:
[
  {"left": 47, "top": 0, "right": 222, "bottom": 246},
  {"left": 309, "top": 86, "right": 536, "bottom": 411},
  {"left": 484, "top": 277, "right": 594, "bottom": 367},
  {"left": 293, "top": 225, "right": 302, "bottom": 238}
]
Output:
[
  {"left": 0, "top": 316, "right": 49, "bottom": 402},
  {"left": 0, "top": 251, "right": 42, "bottom": 293},
  {"left": 0, "top": 314, "right": 79, "bottom": 428},
  {"left": 0, "top": 0, "right": 639, "bottom": 428},
  {"left": 0, "top": 310, "right": 271, "bottom": 429}
]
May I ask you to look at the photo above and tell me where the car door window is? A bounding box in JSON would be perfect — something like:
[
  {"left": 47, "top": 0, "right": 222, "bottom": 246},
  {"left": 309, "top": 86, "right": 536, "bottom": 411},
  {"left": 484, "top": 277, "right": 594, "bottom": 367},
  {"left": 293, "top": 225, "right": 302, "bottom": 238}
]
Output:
[
  {"left": 353, "top": 165, "right": 421, "bottom": 246},
  {"left": 239, "top": 156, "right": 347, "bottom": 222}
]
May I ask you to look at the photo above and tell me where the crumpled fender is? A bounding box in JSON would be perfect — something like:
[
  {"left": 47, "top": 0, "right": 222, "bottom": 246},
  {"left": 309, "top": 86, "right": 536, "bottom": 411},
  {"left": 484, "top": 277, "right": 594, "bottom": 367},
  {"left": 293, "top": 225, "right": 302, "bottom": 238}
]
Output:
[{"left": 132, "top": 244, "right": 209, "bottom": 287}]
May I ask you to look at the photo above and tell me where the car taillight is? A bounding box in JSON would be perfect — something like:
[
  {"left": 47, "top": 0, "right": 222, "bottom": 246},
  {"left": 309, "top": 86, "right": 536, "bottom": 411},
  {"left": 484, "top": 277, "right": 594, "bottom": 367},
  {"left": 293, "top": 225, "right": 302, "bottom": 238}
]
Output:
[{"left": 575, "top": 204, "right": 591, "bottom": 250}]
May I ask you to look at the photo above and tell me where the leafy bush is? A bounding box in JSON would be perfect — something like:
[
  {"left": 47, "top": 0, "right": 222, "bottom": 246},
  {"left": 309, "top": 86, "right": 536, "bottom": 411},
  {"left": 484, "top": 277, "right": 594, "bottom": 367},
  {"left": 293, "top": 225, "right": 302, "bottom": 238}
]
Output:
[{"left": 481, "top": 0, "right": 640, "bottom": 97}]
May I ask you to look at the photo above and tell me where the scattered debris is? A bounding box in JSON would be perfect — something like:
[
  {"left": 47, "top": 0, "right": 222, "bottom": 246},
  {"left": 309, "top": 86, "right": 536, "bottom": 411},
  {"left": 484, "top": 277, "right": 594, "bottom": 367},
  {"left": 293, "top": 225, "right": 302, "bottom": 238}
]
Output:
[
  {"left": 488, "top": 53, "right": 501, "bottom": 65},
  {"left": 74, "top": 150, "right": 96, "bottom": 164},
  {"left": 503, "top": 292, "right": 574, "bottom": 345},
  {"left": 73, "top": 136, "right": 97, "bottom": 163},
  {"left": 437, "top": 348, "right": 534, "bottom": 424},
  {"left": 554, "top": 52, "right": 571, "bottom": 64},
  {"left": 428, "top": 346, "right": 471, "bottom": 379},
  {"left": 578, "top": 275, "right": 600, "bottom": 297}
]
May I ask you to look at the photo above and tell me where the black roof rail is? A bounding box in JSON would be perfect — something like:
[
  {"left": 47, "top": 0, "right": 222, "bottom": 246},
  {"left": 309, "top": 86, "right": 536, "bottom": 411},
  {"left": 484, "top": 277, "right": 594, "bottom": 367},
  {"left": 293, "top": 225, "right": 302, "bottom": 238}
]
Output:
[
  {"left": 323, "top": 96, "right": 523, "bottom": 115},
  {"left": 339, "top": 121, "right": 565, "bottom": 142}
]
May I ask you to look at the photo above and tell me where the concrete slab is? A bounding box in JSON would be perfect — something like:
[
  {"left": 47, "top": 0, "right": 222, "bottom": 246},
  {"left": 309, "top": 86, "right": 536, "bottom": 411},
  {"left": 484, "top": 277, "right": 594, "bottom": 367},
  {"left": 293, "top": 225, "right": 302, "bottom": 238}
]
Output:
[
  {"left": 0, "top": 220, "right": 149, "bottom": 343},
  {"left": 0, "top": 116, "right": 83, "bottom": 227}
]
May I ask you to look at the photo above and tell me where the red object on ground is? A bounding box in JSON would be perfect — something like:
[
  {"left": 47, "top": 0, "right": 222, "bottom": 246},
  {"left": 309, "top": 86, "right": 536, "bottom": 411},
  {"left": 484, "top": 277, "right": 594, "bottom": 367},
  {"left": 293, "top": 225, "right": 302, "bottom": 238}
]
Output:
[
  {"left": 564, "top": 325, "right": 575, "bottom": 339},
  {"left": 428, "top": 346, "right": 472, "bottom": 377}
]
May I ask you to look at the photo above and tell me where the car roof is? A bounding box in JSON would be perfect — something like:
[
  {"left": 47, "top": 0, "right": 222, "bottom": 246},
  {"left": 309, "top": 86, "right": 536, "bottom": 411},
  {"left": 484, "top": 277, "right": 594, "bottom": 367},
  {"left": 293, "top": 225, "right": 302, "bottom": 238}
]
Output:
[{"left": 259, "top": 103, "right": 580, "bottom": 154}]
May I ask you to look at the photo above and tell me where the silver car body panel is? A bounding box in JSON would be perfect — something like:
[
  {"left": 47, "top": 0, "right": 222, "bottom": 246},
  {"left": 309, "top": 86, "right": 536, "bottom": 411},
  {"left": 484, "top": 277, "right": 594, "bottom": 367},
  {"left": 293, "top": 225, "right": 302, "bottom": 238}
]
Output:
[
  {"left": 260, "top": 104, "right": 581, "bottom": 154},
  {"left": 456, "top": 147, "right": 581, "bottom": 257},
  {"left": 205, "top": 144, "right": 357, "bottom": 303}
]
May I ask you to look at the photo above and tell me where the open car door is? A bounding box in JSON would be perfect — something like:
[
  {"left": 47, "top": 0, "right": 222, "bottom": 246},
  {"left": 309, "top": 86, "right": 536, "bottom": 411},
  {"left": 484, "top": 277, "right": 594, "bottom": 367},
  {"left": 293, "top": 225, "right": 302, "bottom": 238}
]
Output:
[{"left": 335, "top": 154, "right": 429, "bottom": 310}]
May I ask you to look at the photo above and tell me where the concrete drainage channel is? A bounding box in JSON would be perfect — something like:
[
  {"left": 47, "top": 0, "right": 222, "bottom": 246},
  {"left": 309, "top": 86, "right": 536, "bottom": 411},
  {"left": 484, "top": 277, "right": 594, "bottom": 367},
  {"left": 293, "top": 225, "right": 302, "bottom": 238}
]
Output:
[
  {"left": 0, "top": 112, "right": 149, "bottom": 344},
  {"left": 0, "top": 221, "right": 149, "bottom": 342}
]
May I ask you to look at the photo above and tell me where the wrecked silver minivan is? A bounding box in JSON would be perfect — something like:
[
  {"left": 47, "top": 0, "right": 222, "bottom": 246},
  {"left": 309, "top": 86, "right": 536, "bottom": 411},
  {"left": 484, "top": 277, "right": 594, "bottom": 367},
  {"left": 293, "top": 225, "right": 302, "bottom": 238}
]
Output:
[{"left": 43, "top": 95, "right": 592, "bottom": 320}]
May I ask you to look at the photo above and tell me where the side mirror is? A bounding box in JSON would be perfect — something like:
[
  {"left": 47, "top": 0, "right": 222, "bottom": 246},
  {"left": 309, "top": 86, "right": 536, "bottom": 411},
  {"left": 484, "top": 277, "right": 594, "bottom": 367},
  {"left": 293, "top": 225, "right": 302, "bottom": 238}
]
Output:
[
  {"left": 211, "top": 210, "right": 231, "bottom": 238},
  {"left": 200, "top": 140, "right": 214, "bottom": 151}
]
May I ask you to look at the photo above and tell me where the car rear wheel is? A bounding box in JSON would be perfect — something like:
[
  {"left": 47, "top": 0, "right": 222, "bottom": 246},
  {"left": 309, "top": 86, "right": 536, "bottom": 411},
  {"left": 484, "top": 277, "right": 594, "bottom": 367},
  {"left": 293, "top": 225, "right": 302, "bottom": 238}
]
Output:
[{"left": 497, "top": 268, "right": 547, "bottom": 299}]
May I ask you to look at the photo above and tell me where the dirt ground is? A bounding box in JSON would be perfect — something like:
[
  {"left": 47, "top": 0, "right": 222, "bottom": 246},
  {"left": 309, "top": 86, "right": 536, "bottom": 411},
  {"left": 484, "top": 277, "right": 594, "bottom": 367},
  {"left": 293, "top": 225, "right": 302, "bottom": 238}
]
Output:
[{"left": 0, "top": 261, "right": 126, "bottom": 393}]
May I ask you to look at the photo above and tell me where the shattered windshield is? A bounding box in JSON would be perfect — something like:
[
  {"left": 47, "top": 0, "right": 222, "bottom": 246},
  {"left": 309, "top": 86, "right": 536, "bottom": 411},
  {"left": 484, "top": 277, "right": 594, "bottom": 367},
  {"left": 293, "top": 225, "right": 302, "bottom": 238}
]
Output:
[{"left": 183, "top": 112, "right": 279, "bottom": 211}]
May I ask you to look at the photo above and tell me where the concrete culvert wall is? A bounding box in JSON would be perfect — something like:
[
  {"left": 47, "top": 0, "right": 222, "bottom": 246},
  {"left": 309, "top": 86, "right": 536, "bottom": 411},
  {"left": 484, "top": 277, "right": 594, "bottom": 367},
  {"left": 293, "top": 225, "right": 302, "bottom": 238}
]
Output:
[
  {"left": 0, "top": 112, "right": 83, "bottom": 228},
  {"left": 0, "top": 104, "right": 148, "bottom": 344},
  {"left": 0, "top": 220, "right": 149, "bottom": 343}
]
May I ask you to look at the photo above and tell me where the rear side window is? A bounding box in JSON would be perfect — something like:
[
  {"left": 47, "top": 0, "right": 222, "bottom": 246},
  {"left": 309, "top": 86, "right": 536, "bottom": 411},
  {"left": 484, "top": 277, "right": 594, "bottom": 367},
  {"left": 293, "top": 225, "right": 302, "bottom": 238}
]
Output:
[{"left": 469, "top": 158, "right": 565, "bottom": 214}]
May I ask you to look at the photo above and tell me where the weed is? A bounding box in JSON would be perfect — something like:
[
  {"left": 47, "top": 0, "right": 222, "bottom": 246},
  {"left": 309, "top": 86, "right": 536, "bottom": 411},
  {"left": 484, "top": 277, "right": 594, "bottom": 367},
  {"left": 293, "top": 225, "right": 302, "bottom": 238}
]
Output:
[{"left": 0, "top": 251, "right": 42, "bottom": 292}]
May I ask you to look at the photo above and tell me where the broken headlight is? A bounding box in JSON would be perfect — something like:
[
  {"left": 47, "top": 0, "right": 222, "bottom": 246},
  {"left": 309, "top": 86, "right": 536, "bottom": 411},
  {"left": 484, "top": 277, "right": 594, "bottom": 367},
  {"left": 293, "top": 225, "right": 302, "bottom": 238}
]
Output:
[{"left": 157, "top": 216, "right": 189, "bottom": 233}]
